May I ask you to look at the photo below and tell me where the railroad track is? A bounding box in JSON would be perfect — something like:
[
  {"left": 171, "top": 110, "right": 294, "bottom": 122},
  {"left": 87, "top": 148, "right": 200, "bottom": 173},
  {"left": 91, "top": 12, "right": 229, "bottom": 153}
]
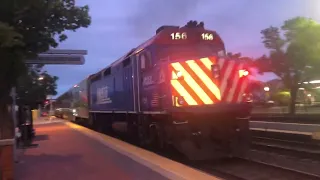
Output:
[
  {"left": 201, "top": 157, "right": 320, "bottom": 180},
  {"left": 248, "top": 136, "right": 320, "bottom": 177},
  {"left": 251, "top": 136, "right": 320, "bottom": 160}
]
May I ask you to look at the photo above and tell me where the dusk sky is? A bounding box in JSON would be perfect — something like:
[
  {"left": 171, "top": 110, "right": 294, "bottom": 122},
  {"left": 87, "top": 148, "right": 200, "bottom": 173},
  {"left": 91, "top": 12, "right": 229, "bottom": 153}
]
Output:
[{"left": 43, "top": 0, "right": 320, "bottom": 97}]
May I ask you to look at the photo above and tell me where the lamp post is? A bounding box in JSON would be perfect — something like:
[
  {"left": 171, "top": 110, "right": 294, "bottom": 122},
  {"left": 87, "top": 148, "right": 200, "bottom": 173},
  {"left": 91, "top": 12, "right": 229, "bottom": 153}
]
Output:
[
  {"left": 37, "top": 75, "right": 44, "bottom": 117},
  {"left": 46, "top": 95, "right": 54, "bottom": 117}
]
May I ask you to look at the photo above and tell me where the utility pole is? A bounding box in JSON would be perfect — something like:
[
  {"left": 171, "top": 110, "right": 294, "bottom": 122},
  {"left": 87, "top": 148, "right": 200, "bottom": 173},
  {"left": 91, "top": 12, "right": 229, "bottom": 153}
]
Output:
[
  {"left": 47, "top": 95, "right": 53, "bottom": 117},
  {"left": 50, "top": 98, "right": 53, "bottom": 116}
]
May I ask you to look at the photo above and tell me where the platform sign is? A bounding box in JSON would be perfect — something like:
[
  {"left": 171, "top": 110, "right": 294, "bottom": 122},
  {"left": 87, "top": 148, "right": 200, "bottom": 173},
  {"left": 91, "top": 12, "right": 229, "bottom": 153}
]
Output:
[{"left": 25, "top": 49, "right": 87, "bottom": 65}]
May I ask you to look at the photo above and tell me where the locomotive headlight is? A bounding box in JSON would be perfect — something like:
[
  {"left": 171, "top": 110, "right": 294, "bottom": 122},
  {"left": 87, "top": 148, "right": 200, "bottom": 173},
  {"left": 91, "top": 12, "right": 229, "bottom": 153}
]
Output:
[
  {"left": 177, "top": 96, "right": 185, "bottom": 105},
  {"left": 72, "top": 109, "right": 76, "bottom": 113},
  {"left": 211, "top": 64, "right": 220, "bottom": 78},
  {"left": 212, "top": 66, "right": 219, "bottom": 72},
  {"left": 176, "top": 71, "right": 183, "bottom": 78},
  {"left": 242, "top": 93, "right": 253, "bottom": 103},
  {"left": 239, "top": 69, "right": 249, "bottom": 78}
]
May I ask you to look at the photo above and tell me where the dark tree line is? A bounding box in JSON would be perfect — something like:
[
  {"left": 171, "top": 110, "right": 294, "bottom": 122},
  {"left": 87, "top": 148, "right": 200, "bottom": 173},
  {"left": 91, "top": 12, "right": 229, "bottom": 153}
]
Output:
[{"left": 0, "top": 0, "right": 91, "bottom": 141}]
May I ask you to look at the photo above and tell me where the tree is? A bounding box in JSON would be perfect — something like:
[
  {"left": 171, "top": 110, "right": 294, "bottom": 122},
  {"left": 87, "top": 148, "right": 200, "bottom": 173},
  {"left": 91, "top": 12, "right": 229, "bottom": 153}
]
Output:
[
  {"left": 257, "top": 17, "right": 320, "bottom": 114},
  {"left": 16, "top": 65, "right": 59, "bottom": 109},
  {"left": 0, "top": 0, "right": 91, "bottom": 141},
  {"left": 0, "top": 1, "right": 90, "bottom": 179},
  {"left": 0, "top": 22, "right": 25, "bottom": 139}
]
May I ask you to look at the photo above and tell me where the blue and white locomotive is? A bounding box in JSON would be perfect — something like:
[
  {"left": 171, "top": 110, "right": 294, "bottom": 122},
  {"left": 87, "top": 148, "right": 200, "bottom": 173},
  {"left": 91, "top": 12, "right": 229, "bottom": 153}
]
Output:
[{"left": 59, "top": 24, "right": 253, "bottom": 160}]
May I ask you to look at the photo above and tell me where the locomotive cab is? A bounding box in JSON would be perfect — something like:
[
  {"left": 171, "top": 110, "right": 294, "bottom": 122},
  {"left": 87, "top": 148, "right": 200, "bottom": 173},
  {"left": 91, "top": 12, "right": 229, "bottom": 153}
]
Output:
[
  {"left": 149, "top": 37, "right": 253, "bottom": 159},
  {"left": 161, "top": 56, "right": 253, "bottom": 160},
  {"left": 86, "top": 24, "right": 253, "bottom": 161}
]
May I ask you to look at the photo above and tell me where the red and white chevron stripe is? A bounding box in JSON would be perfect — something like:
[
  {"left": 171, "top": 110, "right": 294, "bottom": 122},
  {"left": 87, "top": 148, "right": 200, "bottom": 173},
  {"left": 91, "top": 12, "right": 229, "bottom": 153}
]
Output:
[
  {"left": 218, "top": 58, "right": 249, "bottom": 103},
  {"left": 170, "top": 56, "right": 249, "bottom": 107}
]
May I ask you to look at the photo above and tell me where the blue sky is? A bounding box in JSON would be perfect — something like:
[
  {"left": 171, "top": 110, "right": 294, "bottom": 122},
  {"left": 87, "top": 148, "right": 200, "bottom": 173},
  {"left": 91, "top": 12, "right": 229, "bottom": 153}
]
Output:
[{"left": 43, "top": 0, "right": 320, "bottom": 97}]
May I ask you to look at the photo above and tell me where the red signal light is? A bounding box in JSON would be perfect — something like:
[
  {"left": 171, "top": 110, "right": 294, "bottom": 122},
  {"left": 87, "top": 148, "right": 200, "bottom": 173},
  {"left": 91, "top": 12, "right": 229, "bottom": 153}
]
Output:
[{"left": 239, "top": 69, "right": 249, "bottom": 78}]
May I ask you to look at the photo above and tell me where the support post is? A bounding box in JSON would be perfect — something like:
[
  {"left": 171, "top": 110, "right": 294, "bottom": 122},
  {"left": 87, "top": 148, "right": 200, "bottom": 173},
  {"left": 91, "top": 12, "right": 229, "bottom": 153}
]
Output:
[
  {"left": 11, "top": 87, "right": 18, "bottom": 162},
  {"left": 38, "top": 104, "right": 41, "bottom": 119}
]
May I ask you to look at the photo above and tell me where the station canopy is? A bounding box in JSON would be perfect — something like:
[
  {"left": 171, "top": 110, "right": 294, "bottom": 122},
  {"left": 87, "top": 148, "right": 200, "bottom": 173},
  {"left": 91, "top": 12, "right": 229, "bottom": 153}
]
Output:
[{"left": 25, "top": 49, "right": 87, "bottom": 65}]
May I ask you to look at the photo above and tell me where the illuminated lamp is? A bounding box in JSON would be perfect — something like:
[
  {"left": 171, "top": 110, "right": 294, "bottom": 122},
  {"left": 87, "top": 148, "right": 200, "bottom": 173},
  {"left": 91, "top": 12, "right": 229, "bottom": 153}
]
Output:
[
  {"left": 239, "top": 69, "right": 249, "bottom": 78},
  {"left": 176, "top": 71, "right": 183, "bottom": 78},
  {"left": 172, "top": 71, "right": 184, "bottom": 80}
]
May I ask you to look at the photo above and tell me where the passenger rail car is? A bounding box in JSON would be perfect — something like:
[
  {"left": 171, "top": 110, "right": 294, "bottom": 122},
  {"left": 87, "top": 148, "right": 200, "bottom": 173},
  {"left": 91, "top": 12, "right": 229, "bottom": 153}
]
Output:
[
  {"left": 86, "top": 25, "right": 253, "bottom": 160},
  {"left": 55, "top": 78, "right": 90, "bottom": 121}
]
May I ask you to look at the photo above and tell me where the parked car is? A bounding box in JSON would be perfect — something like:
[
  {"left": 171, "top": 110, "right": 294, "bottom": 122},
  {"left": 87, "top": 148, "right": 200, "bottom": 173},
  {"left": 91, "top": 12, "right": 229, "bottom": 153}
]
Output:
[{"left": 41, "top": 111, "right": 48, "bottom": 117}]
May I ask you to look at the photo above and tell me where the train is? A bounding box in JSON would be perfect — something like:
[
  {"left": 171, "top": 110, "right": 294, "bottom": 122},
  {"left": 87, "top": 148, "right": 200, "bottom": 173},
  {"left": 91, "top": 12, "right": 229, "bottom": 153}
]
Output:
[{"left": 55, "top": 24, "right": 254, "bottom": 160}]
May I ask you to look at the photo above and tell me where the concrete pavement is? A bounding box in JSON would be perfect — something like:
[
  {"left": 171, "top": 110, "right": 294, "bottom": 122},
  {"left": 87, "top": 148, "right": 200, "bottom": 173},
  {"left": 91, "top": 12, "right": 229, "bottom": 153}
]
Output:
[
  {"left": 15, "top": 120, "right": 219, "bottom": 180},
  {"left": 15, "top": 123, "right": 168, "bottom": 180},
  {"left": 32, "top": 116, "right": 63, "bottom": 125}
]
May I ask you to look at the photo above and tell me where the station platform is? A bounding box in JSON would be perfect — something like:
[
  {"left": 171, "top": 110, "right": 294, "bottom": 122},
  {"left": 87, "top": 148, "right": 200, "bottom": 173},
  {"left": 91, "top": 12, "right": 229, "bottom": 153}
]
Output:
[
  {"left": 250, "top": 121, "right": 320, "bottom": 133},
  {"left": 32, "top": 116, "right": 62, "bottom": 125},
  {"left": 252, "top": 106, "right": 320, "bottom": 114},
  {"left": 15, "top": 119, "right": 218, "bottom": 180},
  {"left": 250, "top": 121, "right": 320, "bottom": 140}
]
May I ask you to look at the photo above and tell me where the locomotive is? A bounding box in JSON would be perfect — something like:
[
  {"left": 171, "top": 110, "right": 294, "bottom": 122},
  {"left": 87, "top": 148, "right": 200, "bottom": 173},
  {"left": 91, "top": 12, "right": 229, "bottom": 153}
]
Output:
[{"left": 56, "top": 24, "right": 253, "bottom": 160}]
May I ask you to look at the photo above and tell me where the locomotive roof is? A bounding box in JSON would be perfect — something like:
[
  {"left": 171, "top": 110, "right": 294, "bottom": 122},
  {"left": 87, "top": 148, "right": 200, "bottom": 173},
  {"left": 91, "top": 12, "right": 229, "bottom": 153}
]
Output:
[
  {"left": 57, "top": 26, "right": 221, "bottom": 100},
  {"left": 92, "top": 26, "right": 216, "bottom": 77}
]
